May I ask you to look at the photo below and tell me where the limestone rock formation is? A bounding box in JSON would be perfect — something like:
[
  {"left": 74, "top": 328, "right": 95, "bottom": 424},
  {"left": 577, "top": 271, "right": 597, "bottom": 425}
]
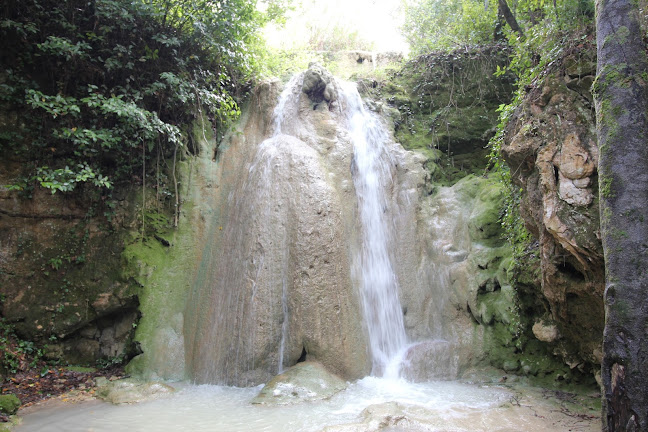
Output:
[
  {"left": 183, "top": 68, "right": 373, "bottom": 385},
  {"left": 302, "top": 62, "right": 338, "bottom": 107},
  {"left": 501, "top": 50, "right": 604, "bottom": 375}
]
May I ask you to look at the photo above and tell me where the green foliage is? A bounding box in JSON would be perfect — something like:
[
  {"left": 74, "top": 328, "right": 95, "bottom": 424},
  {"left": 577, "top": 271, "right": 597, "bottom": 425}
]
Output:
[
  {"left": 0, "top": 0, "right": 284, "bottom": 196},
  {"left": 35, "top": 164, "right": 112, "bottom": 193},
  {"left": 96, "top": 353, "right": 127, "bottom": 369},
  {"left": 0, "top": 319, "right": 43, "bottom": 374},
  {"left": 306, "top": 23, "right": 374, "bottom": 52},
  {"left": 486, "top": 2, "right": 594, "bottom": 267},
  {"left": 402, "top": 0, "right": 594, "bottom": 55},
  {"left": 402, "top": 0, "right": 498, "bottom": 54}
]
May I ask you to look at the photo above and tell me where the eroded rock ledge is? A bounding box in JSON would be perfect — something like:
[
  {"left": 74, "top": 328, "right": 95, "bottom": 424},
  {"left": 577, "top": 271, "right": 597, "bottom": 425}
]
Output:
[{"left": 501, "top": 46, "right": 604, "bottom": 378}]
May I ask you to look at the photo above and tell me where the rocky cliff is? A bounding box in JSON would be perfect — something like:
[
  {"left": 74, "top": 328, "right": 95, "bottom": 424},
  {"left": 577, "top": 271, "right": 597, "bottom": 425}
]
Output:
[
  {"left": 0, "top": 49, "right": 605, "bottom": 388},
  {"left": 501, "top": 44, "right": 604, "bottom": 381},
  {"left": 0, "top": 162, "right": 140, "bottom": 366}
]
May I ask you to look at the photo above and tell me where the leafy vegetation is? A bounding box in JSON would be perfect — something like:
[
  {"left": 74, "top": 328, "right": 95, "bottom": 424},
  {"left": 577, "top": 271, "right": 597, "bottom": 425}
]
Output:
[
  {"left": 402, "top": 0, "right": 595, "bottom": 275},
  {"left": 401, "top": 0, "right": 498, "bottom": 55},
  {"left": 0, "top": 0, "right": 285, "bottom": 197},
  {"left": 402, "top": 0, "right": 594, "bottom": 55},
  {"left": 0, "top": 317, "right": 43, "bottom": 375}
]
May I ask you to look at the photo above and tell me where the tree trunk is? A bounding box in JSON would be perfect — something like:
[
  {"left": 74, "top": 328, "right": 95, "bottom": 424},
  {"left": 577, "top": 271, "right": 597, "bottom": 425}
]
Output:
[
  {"left": 497, "top": 0, "right": 524, "bottom": 37},
  {"left": 594, "top": 0, "right": 648, "bottom": 429}
]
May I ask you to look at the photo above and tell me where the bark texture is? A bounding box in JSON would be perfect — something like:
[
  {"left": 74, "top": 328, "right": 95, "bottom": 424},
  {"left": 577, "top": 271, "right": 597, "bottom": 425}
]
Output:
[
  {"left": 498, "top": 0, "right": 524, "bottom": 37},
  {"left": 594, "top": 0, "right": 648, "bottom": 429}
]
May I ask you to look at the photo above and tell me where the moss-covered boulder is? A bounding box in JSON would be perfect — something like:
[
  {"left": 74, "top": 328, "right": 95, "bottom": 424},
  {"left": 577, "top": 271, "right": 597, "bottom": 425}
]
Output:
[
  {"left": 0, "top": 394, "right": 20, "bottom": 415},
  {"left": 252, "top": 361, "right": 347, "bottom": 406}
]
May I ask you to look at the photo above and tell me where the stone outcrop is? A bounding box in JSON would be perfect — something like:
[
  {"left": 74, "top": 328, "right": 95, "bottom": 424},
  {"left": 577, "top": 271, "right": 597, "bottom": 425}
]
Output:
[
  {"left": 302, "top": 62, "right": 339, "bottom": 107},
  {"left": 501, "top": 48, "right": 604, "bottom": 376},
  {"left": 182, "top": 68, "right": 371, "bottom": 385},
  {"left": 0, "top": 166, "right": 140, "bottom": 365}
]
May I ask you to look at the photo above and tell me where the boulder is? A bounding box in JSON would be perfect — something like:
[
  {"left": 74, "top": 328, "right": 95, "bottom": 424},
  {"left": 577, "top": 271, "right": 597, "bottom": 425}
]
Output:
[
  {"left": 302, "top": 63, "right": 338, "bottom": 107},
  {"left": 95, "top": 377, "right": 175, "bottom": 405},
  {"left": 252, "top": 361, "right": 347, "bottom": 406},
  {"left": 0, "top": 394, "right": 20, "bottom": 415}
]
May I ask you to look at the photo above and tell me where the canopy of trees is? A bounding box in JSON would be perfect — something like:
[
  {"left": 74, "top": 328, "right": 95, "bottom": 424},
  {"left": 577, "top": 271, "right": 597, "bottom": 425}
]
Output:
[
  {"left": 401, "top": 0, "right": 594, "bottom": 55},
  {"left": 0, "top": 0, "right": 286, "bottom": 195}
]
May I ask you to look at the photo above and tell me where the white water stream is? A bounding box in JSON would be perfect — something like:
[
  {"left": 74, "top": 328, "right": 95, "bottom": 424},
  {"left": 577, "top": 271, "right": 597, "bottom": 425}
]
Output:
[{"left": 341, "top": 81, "right": 407, "bottom": 377}]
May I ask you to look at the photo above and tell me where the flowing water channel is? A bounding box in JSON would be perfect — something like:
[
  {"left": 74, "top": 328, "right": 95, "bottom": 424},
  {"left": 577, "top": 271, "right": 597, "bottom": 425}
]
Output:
[{"left": 15, "top": 70, "right": 601, "bottom": 431}]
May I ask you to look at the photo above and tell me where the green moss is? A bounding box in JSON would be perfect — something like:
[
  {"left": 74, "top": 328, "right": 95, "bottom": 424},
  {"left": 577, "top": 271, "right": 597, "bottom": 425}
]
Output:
[
  {"left": 370, "top": 49, "right": 513, "bottom": 187},
  {"left": 600, "top": 175, "right": 615, "bottom": 198},
  {"left": 65, "top": 365, "right": 96, "bottom": 373},
  {"left": 0, "top": 394, "right": 20, "bottom": 415},
  {"left": 123, "top": 145, "right": 218, "bottom": 381}
]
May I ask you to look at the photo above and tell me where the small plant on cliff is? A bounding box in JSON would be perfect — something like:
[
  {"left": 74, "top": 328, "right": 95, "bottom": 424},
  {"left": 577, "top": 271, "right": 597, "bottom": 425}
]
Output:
[
  {"left": 0, "top": 319, "right": 43, "bottom": 375},
  {"left": 484, "top": 1, "right": 595, "bottom": 265}
]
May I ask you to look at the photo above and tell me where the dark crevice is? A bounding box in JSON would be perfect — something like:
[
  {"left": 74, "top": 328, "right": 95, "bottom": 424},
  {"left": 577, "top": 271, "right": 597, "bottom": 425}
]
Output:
[
  {"left": 296, "top": 346, "right": 307, "bottom": 363},
  {"left": 466, "top": 303, "right": 480, "bottom": 324},
  {"left": 558, "top": 260, "right": 586, "bottom": 281},
  {"left": 493, "top": 280, "right": 502, "bottom": 291}
]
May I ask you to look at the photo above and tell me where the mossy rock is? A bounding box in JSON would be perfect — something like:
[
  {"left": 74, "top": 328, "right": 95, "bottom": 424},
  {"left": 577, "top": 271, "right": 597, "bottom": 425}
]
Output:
[
  {"left": 0, "top": 394, "right": 21, "bottom": 415},
  {"left": 252, "top": 361, "right": 347, "bottom": 406},
  {"left": 95, "top": 377, "right": 175, "bottom": 405}
]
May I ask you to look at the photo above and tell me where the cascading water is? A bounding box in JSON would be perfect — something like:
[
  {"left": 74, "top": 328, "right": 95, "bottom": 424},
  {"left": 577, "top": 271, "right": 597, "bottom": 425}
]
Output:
[
  {"left": 273, "top": 76, "right": 302, "bottom": 374},
  {"left": 14, "top": 65, "right": 602, "bottom": 432},
  {"left": 340, "top": 82, "right": 408, "bottom": 377}
]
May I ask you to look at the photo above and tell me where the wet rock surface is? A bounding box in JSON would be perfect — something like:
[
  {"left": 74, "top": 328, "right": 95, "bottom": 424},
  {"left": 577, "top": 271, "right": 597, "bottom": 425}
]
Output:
[
  {"left": 302, "top": 63, "right": 339, "bottom": 107},
  {"left": 95, "top": 377, "right": 175, "bottom": 405},
  {"left": 252, "top": 361, "right": 347, "bottom": 405}
]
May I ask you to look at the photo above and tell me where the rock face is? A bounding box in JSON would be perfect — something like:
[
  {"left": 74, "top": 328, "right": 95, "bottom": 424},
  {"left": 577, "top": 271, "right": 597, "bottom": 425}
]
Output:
[
  {"left": 400, "top": 175, "right": 520, "bottom": 378},
  {"left": 302, "top": 63, "right": 338, "bottom": 106},
  {"left": 147, "top": 61, "right": 569, "bottom": 385},
  {"left": 501, "top": 49, "right": 604, "bottom": 375},
  {"left": 183, "top": 68, "right": 367, "bottom": 385},
  {"left": 0, "top": 167, "right": 140, "bottom": 365},
  {"left": 182, "top": 64, "right": 432, "bottom": 385}
]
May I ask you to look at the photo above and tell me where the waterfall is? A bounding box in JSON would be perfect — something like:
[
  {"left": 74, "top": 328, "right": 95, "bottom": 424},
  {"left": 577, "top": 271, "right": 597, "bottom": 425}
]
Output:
[
  {"left": 184, "top": 67, "right": 412, "bottom": 386},
  {"left": 340, "top": 81, "right": 408, "bottom": 377}
]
